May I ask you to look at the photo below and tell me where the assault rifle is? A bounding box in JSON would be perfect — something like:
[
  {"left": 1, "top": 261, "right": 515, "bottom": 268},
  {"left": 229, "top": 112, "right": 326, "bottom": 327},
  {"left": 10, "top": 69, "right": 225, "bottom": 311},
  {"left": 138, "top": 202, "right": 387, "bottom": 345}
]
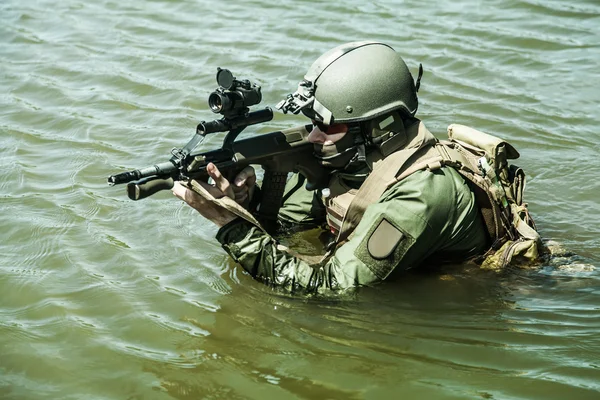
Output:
[{"left": 107, "top": 68, "right": 329, "bottom": 224}]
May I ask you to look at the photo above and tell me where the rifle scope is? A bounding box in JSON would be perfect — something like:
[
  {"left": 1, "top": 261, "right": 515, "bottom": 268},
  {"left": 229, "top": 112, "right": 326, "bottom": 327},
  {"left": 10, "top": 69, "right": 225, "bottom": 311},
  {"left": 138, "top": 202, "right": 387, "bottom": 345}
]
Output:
[{"left": 208, "top": 68, "right": 262, "bottom": 117}]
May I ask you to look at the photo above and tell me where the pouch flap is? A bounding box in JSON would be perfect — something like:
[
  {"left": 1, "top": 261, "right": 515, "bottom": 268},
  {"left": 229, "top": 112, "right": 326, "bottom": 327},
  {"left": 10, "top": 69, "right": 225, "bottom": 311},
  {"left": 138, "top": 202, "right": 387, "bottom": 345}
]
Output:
[{"left": 448, "top": 124, "right": 520, "bottom": 160}]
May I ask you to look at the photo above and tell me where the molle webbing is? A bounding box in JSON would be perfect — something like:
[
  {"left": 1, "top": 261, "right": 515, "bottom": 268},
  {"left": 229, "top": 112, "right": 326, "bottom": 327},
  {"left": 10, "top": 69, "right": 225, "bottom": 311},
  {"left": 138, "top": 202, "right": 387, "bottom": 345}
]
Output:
[{"left": 434, "top": 141, "right": 508, "bottom": 244}]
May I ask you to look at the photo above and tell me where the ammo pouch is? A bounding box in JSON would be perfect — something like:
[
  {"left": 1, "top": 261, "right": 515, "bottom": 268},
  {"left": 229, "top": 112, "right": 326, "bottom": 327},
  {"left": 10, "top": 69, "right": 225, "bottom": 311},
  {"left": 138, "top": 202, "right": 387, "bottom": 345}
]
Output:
[{"left": 443, "top": 124, "right": 542, "bottom": 269}]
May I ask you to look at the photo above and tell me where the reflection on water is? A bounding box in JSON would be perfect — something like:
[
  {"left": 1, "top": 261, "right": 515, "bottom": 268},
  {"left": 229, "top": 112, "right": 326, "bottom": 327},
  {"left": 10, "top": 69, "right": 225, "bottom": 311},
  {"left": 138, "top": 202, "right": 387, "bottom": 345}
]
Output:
[{"left": 1, "top": 0, "right": 600, "bottom": 398}]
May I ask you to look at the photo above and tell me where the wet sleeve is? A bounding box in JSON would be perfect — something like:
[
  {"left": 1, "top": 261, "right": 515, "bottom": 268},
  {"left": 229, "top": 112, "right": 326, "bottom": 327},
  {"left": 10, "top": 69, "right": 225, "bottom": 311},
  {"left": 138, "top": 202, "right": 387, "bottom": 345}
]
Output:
[
  {"left": 214, "top": 193, "right": 435, "bottom": 293},
  {"left": 216, "top": 168, "right": 485, "bottom": 292},
  {"left": 216, "top": 218, "right": 359, "bottom": 293}
]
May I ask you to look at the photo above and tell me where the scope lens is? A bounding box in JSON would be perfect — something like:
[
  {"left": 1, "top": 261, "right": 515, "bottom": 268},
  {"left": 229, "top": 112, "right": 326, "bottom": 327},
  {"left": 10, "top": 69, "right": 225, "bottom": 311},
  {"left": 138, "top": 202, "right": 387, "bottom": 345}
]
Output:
[{"left": 208, "top": 93, "right": 224, "bottom": 113}]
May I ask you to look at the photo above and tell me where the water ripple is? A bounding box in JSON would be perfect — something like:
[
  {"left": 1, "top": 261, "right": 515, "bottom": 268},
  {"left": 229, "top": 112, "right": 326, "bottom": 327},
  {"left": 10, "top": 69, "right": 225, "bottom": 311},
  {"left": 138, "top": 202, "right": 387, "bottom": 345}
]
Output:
[{"left": 2, "top": 0, "right": 600, "bottom": 399}]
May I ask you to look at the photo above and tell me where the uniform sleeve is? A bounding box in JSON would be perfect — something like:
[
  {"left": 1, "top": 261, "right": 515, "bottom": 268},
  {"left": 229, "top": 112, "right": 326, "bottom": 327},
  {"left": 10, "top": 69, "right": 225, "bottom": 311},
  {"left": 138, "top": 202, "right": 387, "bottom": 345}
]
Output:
[
  {"left": 277, "top": 173, "right": 326, "bottom": 226},
  {"left": 216, "top": 218, "right": 353, "bottom": 292},
  {"left": 216, "top": 168, "right": 486, "bottom": 293},
  {"left": 215, "top": 193, "right": 432, "bottom": 292}
]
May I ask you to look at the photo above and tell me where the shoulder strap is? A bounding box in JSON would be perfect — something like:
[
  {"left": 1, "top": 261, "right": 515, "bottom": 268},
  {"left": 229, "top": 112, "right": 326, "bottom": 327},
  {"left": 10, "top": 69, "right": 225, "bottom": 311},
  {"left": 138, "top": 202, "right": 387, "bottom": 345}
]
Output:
[{"left": 336, "top": 121, "right": 440, "bottom": 243}]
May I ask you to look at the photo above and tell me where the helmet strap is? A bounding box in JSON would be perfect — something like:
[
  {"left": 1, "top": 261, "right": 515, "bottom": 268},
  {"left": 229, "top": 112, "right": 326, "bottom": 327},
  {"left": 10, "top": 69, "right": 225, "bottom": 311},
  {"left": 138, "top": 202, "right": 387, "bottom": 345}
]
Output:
[
  {"left": 312, "top": 124, "right": 368, "bottom": 171},
  {"left": 344, "top": 125, "right": 369, "bottom": 170}
]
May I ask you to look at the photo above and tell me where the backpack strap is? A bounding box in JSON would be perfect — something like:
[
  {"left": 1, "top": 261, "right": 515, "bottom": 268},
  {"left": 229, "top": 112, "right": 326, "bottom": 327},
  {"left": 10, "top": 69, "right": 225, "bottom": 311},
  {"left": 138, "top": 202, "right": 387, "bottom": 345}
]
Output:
[{"left": 431, "top": 140, "right": 509, "bottom": 245}]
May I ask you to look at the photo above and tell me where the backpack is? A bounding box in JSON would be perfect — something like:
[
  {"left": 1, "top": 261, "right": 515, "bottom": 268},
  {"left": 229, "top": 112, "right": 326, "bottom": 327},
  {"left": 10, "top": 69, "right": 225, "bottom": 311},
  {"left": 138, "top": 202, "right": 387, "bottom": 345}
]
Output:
[{"left": 442, "top": 124, "right": 543, "bottom": 269}]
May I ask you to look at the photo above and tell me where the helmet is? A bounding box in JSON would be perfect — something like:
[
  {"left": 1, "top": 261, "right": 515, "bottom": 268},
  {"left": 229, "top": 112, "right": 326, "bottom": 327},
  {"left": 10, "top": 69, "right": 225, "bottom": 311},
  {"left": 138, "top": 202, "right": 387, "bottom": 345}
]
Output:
[{"left": 277, "top": 41, "right": 421, "bottom": 125}]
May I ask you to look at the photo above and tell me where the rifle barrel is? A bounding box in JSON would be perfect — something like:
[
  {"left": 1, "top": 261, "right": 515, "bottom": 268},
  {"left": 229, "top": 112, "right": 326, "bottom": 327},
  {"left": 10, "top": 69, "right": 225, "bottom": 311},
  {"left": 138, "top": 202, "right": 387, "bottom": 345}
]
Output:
[{"left": 108, "top": 161, "right": 177, "bottom": 185}]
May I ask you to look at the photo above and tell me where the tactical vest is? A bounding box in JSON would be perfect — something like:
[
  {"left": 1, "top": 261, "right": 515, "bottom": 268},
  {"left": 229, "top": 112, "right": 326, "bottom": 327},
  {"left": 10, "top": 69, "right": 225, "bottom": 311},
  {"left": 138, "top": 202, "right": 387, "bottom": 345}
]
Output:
[{"left": 323, "top": 122, "right": 543, "bottom": 270}]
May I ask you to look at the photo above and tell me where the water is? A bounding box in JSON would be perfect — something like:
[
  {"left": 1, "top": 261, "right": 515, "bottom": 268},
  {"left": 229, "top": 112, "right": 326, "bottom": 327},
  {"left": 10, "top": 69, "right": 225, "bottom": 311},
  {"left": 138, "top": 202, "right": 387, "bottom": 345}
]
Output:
[{"left": 1, "top": 0, "right": 600, "bottom": 398}]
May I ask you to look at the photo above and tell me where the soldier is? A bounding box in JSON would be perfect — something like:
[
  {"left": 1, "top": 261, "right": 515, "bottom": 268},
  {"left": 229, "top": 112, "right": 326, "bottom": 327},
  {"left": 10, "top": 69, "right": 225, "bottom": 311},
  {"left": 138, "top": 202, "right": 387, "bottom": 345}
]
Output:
[{"left": 172, "top": 41, "right": 533, "bottom": 292}]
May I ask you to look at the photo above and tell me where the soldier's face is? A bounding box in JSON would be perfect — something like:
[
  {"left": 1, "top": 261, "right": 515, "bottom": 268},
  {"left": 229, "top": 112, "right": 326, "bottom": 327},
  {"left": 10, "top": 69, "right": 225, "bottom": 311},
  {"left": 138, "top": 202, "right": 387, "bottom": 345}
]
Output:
[{"left": 308, "top": 120, "right": 348, "bottom": 145}]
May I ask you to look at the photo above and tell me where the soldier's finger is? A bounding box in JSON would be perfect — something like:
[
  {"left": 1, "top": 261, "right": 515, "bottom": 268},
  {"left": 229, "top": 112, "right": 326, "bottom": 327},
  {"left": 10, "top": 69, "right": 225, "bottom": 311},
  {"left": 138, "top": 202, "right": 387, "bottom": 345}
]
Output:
[
  {"left": 171, "top": 181, "right": 189, "bottom": 200},
  {"left": 234, "top": 166, "right": 256, "bottom": 187},
  {"left": 233, "top": 184, "right": 248, "bottom": 197},
  {"left": 246, "top": 167, "right": 257, "bottom": 188},
  {"left": 196, "top": 179, "right": 228, "bottom": 199},
  {"left": 172, "top": 181, "right": 206, "bottom": 209},
  {"left": 248, "top": 184, "right": 255, "bottom": 202},
  {"left": 207, "top": 163, "right": 235, "bottom": 199},
  {"left": 235, "top": 191, "right": 248, "bottom": 204}
]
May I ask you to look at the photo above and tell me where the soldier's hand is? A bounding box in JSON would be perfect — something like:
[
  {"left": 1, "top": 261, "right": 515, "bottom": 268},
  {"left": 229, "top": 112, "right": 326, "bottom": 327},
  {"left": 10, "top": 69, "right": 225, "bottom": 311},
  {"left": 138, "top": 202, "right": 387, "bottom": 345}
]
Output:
[
  {"left": 172, "top": 162, "right": 242, "bottom": 227},
  {"left": 231, "top": 166, "right": 256, "bottom": 208},
  {"left": 201, "top": 163, "right": 255, "bottom": 208}
]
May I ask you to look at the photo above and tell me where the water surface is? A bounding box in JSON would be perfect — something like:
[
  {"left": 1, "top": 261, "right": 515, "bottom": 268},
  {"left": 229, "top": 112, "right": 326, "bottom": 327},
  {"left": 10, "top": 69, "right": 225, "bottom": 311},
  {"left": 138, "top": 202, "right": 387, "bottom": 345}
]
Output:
[{"left": 1, "top": 0, "right": 599, "bottom": 399}]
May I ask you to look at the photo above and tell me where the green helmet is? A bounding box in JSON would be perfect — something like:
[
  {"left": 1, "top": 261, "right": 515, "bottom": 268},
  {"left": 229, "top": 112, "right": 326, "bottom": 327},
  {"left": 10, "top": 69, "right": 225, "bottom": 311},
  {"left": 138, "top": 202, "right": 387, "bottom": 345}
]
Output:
[{"left": 277, "top": 41, "right": 421, "bottom": 125}]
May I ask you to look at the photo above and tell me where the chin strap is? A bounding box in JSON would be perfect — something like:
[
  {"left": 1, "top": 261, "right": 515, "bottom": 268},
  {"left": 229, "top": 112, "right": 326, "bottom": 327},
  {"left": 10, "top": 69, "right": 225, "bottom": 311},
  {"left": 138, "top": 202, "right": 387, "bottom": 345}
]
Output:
[{"left": 344, "top": 125, "right": 368, "bottom": 170}]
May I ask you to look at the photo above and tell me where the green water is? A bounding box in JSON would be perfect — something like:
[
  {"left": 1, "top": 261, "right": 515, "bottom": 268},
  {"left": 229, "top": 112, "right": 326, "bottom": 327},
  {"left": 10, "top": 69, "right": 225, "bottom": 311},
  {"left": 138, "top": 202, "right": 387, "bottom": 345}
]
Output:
[{"left": 1, "top": 0, "right": 599, "bottom": 399}]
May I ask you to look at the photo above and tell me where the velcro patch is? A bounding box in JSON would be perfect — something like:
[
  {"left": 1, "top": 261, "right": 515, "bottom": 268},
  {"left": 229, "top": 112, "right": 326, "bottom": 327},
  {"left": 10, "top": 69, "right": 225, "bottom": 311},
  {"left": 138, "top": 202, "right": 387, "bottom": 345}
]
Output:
[
  {"left": 355, "top": 217, "right": 415, "bottom": 280},
  {"left": 368, "top": 219, "right": 404, "bottom": 259}
]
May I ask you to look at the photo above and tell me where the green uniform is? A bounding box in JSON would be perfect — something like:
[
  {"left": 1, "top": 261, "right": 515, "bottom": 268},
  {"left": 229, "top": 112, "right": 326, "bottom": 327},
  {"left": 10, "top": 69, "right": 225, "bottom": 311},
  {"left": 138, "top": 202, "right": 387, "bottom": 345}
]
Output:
[
  {"left": 216, "top": 166, "right": 488, "bottom": 293},
  {"left": 233, "top": 40, "right": 541, "bottom": 288}
]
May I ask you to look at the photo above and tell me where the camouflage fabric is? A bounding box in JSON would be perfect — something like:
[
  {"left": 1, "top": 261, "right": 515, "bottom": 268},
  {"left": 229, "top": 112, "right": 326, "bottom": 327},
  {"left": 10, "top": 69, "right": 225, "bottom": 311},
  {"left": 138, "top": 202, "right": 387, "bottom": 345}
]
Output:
[
  {"left": 216, "top": 167, "right": 488, "bottom": 293},
  {"left": 277, "top": 173, "right": 326, "bottom": 227}
]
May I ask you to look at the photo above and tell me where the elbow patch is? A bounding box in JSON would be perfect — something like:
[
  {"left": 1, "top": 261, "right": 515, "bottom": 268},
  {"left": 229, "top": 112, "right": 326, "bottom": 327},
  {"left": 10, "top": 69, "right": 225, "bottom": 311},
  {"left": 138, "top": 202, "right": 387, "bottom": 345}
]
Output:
[{"left": 355, "top": 217, "right": 415, "bottom": 280}]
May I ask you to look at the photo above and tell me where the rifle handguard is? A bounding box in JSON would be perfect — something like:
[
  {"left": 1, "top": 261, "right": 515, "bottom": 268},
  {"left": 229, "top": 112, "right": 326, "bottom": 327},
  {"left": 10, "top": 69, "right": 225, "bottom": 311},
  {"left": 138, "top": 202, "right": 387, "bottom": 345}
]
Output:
[{"left": 127, "top": 177, "right": 175, "bottom": 200}]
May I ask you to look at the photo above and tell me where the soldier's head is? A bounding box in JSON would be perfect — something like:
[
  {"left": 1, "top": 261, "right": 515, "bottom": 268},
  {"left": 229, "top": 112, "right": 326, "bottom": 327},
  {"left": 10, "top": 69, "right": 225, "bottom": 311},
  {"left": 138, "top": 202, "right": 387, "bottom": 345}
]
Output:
[{"left": 277, "top": 41, "right": 423, "bottom": 169}]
